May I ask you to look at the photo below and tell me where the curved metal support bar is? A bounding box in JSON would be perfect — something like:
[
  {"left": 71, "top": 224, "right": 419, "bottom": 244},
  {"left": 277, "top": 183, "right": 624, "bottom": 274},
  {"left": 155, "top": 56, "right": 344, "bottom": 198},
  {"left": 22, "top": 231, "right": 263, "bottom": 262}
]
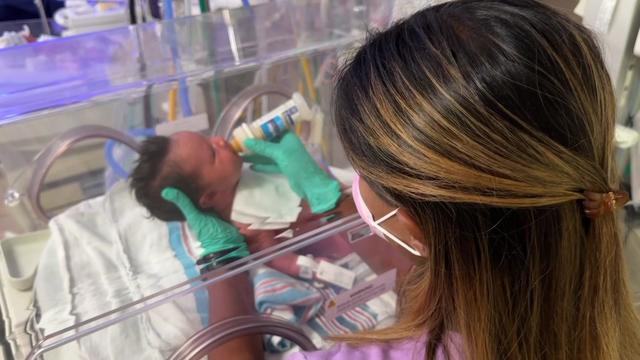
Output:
[
  {"left": 214, "top": 84, "right": 292, "bottom": 140},
  {"left": 169, "top": 315, "right": 317, "bottom": 360},
  {"left": 28, "top": 125, "right": 141, "bottom": 223}
]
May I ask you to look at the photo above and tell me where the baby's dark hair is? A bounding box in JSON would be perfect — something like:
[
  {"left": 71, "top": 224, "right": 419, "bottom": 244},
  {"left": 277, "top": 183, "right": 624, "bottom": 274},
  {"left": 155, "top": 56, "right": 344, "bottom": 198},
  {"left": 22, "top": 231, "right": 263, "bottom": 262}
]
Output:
[{"left": 130, "top": 136, "right": 203, "bottom": 221}]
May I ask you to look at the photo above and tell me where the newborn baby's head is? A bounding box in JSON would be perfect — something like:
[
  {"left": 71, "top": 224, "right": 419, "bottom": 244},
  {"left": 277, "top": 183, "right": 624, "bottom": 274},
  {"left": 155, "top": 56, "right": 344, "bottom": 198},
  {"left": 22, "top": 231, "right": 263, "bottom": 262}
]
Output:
[{"left": 130, "top": 131, "right": 243, "bottom": 221}]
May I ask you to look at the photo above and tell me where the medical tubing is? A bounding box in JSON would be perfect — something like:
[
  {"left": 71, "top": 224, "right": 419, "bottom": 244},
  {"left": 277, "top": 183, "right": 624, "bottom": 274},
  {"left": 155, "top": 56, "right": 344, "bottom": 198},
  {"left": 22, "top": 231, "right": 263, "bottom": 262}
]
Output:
[
  {"left": 104, "top": 128, "right": 156, "bottom": 179},
  {"left": 105, "top": 141, "right": 131, "bottom": 179},
  {"left": 195, "top": 0, "right": 223, "bottom": 125},
  {"left": 163, "top": 0, "right": 194, "bottom": 117},
  {"left": 162, "top": 0, "right": 173, "bottom": 18},
  {"left": 241, "top": 0, "right": 254, "bottom": 18}
]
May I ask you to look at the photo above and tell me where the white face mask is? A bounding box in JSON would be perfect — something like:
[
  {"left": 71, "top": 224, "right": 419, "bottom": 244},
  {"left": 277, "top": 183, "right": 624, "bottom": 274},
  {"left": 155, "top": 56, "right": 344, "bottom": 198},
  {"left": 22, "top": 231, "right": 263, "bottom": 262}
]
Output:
[{"left": 352, "top": 174, "right": 422, "bottom": 257}]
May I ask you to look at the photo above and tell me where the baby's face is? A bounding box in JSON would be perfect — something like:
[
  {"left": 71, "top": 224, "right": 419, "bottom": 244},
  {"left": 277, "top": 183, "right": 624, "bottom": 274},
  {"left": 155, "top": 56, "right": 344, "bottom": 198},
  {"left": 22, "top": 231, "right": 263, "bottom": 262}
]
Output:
[{"left": 169, "top": 132, "right": 243, "bottom": 193}]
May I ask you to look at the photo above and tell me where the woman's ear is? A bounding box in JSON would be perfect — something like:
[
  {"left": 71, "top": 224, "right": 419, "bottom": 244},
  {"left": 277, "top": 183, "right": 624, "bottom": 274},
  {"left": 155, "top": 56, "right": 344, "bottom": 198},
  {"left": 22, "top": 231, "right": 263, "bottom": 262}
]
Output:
[{"left": 396, "top": 208, "right": 428, "bottom": 257}]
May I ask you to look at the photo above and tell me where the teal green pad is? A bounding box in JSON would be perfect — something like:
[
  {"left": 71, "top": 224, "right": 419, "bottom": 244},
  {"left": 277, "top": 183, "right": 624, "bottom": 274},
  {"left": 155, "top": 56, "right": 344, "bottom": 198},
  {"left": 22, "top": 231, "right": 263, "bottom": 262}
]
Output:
[
  {"left": 244, "top": 131, "right": 341, "bottom": 214},
  {"left": 161, "top": 187, "right": 250, "bottom": 262}
]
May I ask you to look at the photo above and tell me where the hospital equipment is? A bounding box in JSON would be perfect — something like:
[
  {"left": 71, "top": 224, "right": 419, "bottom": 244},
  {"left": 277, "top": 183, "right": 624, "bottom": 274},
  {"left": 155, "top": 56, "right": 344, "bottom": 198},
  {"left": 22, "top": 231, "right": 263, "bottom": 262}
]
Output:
[
  {"left": 0, "top": 1, "right": 399, "bottom": 359},
  {"left": 229, "top": 93, "right": 312, "bottom": 153},
  {"left": 54, "top": 1, "right": 129, "bottom": 36}
]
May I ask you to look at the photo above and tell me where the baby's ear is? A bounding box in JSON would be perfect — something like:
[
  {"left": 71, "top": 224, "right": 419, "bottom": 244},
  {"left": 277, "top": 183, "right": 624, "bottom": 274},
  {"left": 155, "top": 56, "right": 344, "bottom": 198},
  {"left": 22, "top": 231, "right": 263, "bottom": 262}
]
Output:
[{"left": 198, "top": 191, "right": 217, "bottom": 209}]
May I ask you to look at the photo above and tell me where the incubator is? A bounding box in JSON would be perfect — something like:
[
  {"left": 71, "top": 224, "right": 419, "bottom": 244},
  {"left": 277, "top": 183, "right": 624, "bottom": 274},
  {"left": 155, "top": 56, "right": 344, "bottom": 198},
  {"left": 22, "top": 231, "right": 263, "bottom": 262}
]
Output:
[{"left": 0, "top": 1, "right": 401, "bottom": 359}]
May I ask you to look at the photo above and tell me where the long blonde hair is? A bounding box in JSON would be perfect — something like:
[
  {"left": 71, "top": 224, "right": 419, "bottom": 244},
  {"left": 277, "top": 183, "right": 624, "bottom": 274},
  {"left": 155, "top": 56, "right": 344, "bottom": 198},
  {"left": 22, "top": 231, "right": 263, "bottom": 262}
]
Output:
[{"left": 333, "top": 1, "right": 640, "bottom": 359}]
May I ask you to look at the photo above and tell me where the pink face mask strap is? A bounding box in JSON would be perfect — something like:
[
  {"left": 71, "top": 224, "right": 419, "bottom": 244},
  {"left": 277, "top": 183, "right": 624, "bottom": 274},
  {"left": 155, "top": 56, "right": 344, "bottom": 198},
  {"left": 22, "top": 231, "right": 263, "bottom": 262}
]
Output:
[
  {"left": 352, "top": 173, "right": 372, "bottom": 222},
  {"left": 352, "top": 173, "right": 423, "bottom": 257}
]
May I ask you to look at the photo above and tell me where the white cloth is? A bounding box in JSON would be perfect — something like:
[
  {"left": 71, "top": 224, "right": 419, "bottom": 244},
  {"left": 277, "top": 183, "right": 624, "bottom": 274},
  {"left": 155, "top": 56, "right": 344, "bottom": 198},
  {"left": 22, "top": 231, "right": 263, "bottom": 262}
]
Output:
[
  {"left": 34, "top": 181, "right": 202, "bottom": 360},
  {"left": 231, "top": 166, "right": 302, "bottom": 230}
]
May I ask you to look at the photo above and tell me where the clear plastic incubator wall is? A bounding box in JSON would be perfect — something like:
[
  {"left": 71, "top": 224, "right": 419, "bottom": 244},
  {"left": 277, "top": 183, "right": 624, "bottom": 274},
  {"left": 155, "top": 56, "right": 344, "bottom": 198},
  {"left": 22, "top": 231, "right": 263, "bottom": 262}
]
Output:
[{"left": 0, "top": 1, "right": 403, "bottom": 359}]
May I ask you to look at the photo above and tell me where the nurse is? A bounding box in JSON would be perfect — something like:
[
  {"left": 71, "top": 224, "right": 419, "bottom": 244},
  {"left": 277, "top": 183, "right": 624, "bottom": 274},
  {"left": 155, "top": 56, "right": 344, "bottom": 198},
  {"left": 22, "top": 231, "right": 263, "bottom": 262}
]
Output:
[{"left": 165, "top": 0, "right": 640, "bottom": 358}]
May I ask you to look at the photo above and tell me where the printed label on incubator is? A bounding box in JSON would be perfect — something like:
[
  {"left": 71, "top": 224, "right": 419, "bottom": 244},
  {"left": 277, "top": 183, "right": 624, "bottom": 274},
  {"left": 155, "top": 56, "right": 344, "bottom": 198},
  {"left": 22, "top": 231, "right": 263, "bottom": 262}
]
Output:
[
  {"left": 297, "top": 255, "right": 318, "bottom": 280},
  {"left": 316, "top": 260, "right": 356, "bottom": 289},
  {"left": 324, "top": 268, "right": 397, "bottom": 321}
]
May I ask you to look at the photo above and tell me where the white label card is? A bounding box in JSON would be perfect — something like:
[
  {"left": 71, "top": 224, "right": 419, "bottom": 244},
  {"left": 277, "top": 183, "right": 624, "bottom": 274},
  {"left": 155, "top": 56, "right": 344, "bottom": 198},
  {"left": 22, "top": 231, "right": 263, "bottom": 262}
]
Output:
[
  {"left": 315, "top": 260, "right": 356, "bottom": 289},
  {"left": 324, "top": 268, "right": 397, "bottom": 321},
  {"left": 296, "top": 255, "right": 318, "bottom": 280},
  {"left": 296, "top": 255, "right": 319, "bottom": 271}
]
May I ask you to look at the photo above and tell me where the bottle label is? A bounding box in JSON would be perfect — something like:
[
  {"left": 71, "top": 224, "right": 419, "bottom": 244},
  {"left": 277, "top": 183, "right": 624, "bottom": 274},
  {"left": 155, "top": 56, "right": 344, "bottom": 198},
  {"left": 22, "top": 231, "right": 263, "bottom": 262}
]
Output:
[
  {"left": 283, "top": 105, "right": 299, "bottom": 126},
  {"left": 260, "top": 114, "right": 288, "bottom": 140}
]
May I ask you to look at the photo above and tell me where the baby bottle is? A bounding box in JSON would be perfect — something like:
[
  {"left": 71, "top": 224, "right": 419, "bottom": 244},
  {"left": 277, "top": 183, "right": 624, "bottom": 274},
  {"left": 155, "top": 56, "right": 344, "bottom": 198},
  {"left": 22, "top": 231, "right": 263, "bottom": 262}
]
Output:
[{"left": 229, "top": 92, "right": 313, "bottom": 153}]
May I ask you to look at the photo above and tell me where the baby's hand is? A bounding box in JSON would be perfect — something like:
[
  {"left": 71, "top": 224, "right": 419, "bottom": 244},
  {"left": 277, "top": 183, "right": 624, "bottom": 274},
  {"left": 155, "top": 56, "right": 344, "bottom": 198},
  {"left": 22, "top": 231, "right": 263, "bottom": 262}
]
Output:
[{"left": 234, "top": 223, "right": 279, "bottom": 254}]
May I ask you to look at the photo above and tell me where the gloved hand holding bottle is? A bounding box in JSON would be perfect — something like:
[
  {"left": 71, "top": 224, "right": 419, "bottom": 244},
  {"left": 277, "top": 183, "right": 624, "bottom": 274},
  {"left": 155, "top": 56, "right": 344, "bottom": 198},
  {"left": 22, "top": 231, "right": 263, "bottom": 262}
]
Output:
[
  {"left": 162, "top": 187, "right": 250, "bottom": 272},
  {"left": 243, "top": 131, "right": 342, "bottom": 214}
]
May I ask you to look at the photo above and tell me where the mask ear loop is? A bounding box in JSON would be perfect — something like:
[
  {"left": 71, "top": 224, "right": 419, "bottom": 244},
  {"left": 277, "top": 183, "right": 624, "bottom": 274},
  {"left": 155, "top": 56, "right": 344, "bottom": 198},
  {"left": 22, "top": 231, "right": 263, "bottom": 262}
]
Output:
[{"left": 374, "top": 209, "right": 423, "bottom": 257}]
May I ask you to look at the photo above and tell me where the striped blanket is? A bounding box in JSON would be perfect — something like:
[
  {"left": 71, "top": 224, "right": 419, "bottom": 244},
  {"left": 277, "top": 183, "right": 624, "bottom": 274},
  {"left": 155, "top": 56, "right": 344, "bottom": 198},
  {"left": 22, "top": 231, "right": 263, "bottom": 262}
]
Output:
[{"left": 252, "top": 254, "right": 392, "bottom": 353}]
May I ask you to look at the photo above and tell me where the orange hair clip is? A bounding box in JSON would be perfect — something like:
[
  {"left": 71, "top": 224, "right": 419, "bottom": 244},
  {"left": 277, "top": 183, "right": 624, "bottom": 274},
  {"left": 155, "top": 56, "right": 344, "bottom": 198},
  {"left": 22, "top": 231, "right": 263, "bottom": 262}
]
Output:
[{"left": 583, "top": 190, "right": 630, "bottom": 219}]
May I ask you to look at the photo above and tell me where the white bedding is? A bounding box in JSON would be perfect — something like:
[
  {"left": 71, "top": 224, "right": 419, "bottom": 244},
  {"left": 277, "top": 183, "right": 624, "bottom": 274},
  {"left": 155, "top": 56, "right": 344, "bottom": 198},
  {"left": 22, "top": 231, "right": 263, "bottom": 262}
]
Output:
[{"left": 34, "top": 181, "right": 205, "bottom": 359}]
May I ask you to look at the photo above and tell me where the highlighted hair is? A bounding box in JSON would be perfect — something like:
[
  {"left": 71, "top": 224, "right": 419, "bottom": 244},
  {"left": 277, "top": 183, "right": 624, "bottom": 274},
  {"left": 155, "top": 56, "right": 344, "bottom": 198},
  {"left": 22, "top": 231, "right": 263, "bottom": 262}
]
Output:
[{"left": 334, "top": 1, "right": 640, "bottom": 359}]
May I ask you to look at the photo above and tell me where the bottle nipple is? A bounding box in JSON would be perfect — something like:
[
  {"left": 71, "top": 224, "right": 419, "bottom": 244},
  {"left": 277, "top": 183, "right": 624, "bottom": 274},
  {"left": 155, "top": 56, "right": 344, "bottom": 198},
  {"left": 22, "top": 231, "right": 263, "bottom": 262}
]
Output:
[{"left": 230, "top": 137, "right": 244, "bottom": 153}]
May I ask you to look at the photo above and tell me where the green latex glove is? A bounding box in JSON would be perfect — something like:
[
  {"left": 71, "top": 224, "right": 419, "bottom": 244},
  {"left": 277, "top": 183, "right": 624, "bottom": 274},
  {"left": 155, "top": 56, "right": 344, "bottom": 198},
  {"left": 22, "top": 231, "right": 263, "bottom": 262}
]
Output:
[
  {"left": 241, "top": 154, "right": 280, "bottom": 174},
  {"left": 161, "top": 187, "right": 249, "bottom": 263},
  {"left": 244, "top": 132, "right": 341, "bottom": 214}
]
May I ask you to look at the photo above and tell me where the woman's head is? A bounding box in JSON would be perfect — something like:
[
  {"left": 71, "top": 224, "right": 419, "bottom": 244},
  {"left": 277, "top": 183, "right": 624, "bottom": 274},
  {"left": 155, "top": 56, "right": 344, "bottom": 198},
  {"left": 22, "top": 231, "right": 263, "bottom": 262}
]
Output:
[{"left": 334, "top": 0, "right": 640, "bottom": 359}]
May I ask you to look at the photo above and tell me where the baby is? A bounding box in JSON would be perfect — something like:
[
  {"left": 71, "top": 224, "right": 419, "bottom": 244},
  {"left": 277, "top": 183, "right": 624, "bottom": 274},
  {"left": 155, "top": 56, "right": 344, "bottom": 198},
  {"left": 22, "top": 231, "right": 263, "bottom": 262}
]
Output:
[
  {"left": 130, "top": 131, "right": 243, "bottom": 222},
  {"left": 130, "top": 131, "right": 354, "bottom": 276}
]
